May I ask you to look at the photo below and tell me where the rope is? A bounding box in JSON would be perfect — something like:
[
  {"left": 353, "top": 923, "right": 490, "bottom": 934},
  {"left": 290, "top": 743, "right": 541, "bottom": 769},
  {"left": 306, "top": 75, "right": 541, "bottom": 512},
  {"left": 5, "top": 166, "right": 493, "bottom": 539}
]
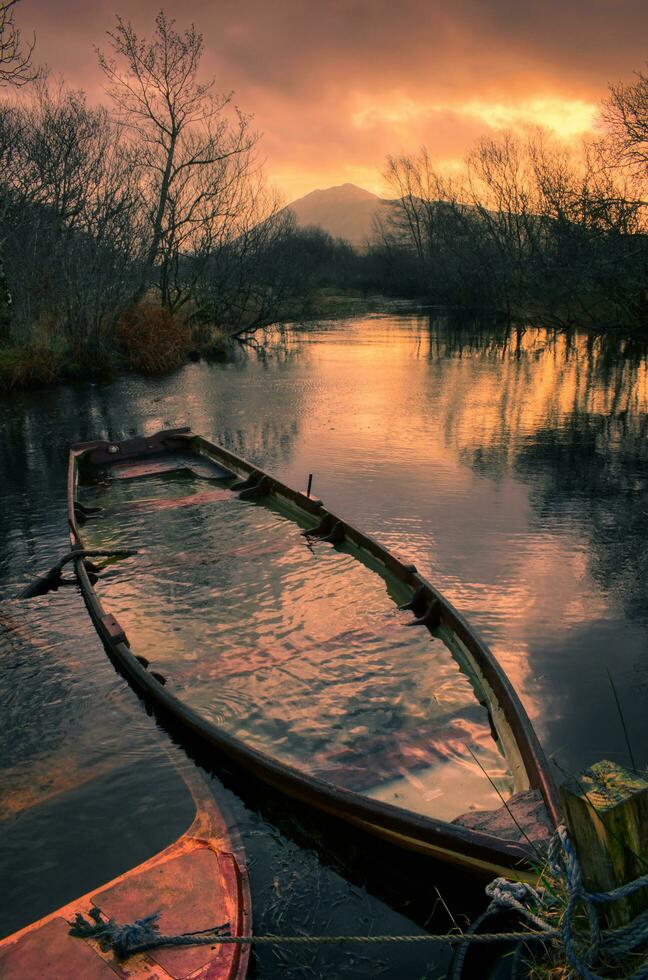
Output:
[
  {"left": 547, "top": 826, "right": 648, "bottom": 980},
  {"left": 163, "top": 931, "right": 555, "bottom": 945},
  {"left": 70, "top": 908, "right": 232, "bottom": 958},
  {"left": 69, "top": 825, "right": 648, "bottom": 977},
  {"left": 451, "top": 876, "right": 558, "bottom": 979},
  {"left": 69, "top": 906, "right": 558, "bottom": 959}
]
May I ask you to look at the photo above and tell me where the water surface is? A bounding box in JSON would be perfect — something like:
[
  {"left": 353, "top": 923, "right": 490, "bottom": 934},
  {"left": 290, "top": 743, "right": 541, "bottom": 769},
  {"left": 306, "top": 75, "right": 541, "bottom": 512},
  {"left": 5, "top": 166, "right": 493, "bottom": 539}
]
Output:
[
  {"left": 79, "top": 471, "right": 512, "bottom": 820},
  {"left": 2, "top": 311, "right": 648, "bottom": 977}
]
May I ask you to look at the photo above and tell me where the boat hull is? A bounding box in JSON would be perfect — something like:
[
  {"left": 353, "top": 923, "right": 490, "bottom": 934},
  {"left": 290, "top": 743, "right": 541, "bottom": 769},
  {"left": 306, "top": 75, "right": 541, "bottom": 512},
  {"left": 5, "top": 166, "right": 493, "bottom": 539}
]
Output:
[{"left": 67, "top": 428, "right": 560, "bottom": 879}]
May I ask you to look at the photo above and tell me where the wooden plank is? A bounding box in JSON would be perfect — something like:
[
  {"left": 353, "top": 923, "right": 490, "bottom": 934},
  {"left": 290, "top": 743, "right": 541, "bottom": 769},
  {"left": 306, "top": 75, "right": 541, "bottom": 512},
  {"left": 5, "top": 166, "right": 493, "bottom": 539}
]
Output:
[
  {"left": 94, "top": 846, "right": 234, "bottom": 980},
  {"left": 560, "top": 759, "right": 648, "bottom": 928},
  {"left": 0, "top": 918, "right": 119, "bottom": 980}
]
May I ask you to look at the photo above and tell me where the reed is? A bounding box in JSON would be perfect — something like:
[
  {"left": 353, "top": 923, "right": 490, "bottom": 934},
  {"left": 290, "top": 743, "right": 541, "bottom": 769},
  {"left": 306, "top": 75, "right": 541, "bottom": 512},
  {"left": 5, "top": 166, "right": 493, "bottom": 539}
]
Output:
[
  {"left": 116, "top": 304, "right": 192, "bottom": 375},
  {"left": 0, "top": 342, "right": 65, "bottom": 390}
]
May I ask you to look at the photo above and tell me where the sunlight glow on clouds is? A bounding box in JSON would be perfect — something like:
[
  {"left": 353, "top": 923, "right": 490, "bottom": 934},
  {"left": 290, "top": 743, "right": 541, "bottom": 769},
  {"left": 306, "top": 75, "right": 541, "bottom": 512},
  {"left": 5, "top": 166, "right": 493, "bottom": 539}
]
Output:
[
  {"left": 19, "top": 0, "right": 648, "bottom": 201},
  {"left": 352, "top": 95, "right": 598, "bottom": 142},
  {"left": 457, "top": 97, "right": 598, "bottom": 140}
]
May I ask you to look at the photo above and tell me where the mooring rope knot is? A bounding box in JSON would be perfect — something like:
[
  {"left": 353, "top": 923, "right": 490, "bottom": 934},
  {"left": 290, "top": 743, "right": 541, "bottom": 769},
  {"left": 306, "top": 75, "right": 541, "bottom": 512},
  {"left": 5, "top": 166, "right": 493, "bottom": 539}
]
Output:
[
  {"left": 69, "top": 907, "right": 231, "bottom": 959},
  {"left": 545, "top": 824, "right": 648, "bottom": 980},
  {"left": 68, "top": 826, "right": 648, "bottom": 979},
  {"left": 485, "top": 877, "right": 555, "bottom": 933}
]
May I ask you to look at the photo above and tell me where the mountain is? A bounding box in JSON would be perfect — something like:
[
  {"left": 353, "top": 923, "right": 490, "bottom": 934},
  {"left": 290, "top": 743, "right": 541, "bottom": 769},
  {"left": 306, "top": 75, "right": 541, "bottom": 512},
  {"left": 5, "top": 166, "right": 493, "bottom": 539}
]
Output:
[{"left": 286, "top": 183, "right": 392, "bottom": 247}]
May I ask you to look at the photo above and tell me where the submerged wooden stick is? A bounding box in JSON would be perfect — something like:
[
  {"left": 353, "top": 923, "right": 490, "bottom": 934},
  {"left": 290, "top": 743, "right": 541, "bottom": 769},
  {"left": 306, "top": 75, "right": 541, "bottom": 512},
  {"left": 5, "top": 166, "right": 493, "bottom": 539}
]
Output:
[
  {"left": 19, "top": 549, "right": 137, "bottom": 599},
  {"left": 560, "top": 760, "right": 648, "bottom": 928}
]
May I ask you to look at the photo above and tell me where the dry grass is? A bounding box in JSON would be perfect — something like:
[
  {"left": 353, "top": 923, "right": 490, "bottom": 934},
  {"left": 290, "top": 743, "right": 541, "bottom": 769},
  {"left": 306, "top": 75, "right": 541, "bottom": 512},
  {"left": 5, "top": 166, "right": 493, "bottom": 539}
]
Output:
[
  {"left": 520, "top": 860, "right": 648, "bottom": 979},
  {"left": 0, "top": 303, "right": 226, "bottom": 391},
  {"left": 188, "top": 321, "right": 230, "bottom": 359},
  {"left": 0, "top": 342, "right": 66, "bottom": 390},
  {"left": 116, "top": 304, "right": 191, "bottom": 375}
]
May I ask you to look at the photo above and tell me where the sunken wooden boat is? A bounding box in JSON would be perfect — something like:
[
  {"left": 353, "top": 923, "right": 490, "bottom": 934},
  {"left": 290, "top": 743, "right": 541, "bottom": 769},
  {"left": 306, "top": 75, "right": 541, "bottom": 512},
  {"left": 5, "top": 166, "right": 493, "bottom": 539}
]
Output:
[
  {"left": 0, "top": 763, "right": 251, "bottom": 979},
  {"left": 67, "top": 427, "right": 560, "bottom": 879}
]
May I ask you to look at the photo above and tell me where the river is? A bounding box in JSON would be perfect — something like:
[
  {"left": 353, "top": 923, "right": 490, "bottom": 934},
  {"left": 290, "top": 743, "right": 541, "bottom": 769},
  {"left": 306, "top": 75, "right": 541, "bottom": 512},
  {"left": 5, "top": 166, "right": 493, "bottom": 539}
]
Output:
[{"left": 1, "top": 310, "right": 647, "bottom": 977}]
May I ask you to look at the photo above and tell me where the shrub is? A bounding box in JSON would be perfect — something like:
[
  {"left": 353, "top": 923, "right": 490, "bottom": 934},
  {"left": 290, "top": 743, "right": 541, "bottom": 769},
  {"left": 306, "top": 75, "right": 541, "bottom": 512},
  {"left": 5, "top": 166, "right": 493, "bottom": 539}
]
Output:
[
  {"left": 0, "top": 344, "right": 66, "bottom": 391},
  {"left": 189, "top": 321, "right": 230, "bottom": 359},
  {"left": 116, "top": 305, "right": 191, "bottom": 375}
]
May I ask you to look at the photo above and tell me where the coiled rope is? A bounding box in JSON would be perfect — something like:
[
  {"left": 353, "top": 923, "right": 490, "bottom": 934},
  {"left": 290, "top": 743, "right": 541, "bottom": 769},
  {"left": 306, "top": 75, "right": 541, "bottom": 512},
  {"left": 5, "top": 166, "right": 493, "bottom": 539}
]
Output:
[
  {"left": 547, "top": 826, "right": 648, "bottom": 980},
  {"left": 452, "top": 824, "right": 648, "bottom": 979}
]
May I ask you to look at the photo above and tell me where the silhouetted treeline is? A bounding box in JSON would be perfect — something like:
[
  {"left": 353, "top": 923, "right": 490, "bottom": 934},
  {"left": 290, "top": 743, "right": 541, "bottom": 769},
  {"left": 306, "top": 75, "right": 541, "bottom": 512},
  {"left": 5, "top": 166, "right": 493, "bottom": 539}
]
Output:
[
  {"left": 0, "top": 12, "right": 340, "bottom": 385},
  {"left": 369, "top": 71, "right": 648, "bottom": 330}
]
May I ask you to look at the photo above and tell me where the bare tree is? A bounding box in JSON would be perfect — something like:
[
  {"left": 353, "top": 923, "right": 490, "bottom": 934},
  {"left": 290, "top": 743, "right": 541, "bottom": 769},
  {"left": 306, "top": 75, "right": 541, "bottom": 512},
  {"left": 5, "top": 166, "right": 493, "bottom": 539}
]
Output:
[
  {"left": 0, "top": 0, "right": 35, "bottom": 86},
  {"left": 377, "top": 125, "right": 648, "bottom": 329},
  {"left": 4, "top": 81, "right": 142, "bottom": 349},
  {"left": 192, "top": 183, "right": 300, "bottom": 336},
  {"left": 97, "top": 10, "right": 258, "bottom": 307},
  {"left": 604, "top": 67, "right": 648, "bottom": 174},
  {"left": 0, "top": 0, "right": 36, "bottom": 343},
  {"left": 381, "top": 148, "right": 504, "bottom": 307}
]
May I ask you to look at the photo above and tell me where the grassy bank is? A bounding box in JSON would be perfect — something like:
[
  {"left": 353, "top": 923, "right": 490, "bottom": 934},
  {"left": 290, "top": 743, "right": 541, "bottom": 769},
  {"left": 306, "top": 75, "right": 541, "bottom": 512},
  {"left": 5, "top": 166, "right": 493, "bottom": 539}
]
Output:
[
  {"left": 5, "top": 291, "right": 646, "bottom": 394},
  {"left": 295, "top": 289, "right": 400, "bottom": 322},
  {"left": 0, "top": 307, "right": 232, "bottom": 393},
  {"left": 0, "top": 292, "right": 401, "bottom": 393}
]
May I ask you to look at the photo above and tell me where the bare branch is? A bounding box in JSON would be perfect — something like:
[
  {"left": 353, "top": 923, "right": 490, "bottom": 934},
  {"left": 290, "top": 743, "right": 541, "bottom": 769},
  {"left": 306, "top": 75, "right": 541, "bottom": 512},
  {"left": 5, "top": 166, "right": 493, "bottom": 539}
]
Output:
[
  {"left": 0, "top": 0, "right": 37, "bottom": 87},
  {"left": 603, "top": 68, "right": 648, "bottom": 175},
  {"left": 97, "top": 9, "right": 260, "bottom": 306}
]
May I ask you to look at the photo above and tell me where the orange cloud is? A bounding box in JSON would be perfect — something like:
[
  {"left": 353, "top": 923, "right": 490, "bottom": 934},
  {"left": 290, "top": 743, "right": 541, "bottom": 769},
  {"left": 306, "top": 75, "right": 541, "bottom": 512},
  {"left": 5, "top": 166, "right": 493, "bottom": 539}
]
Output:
[
  {"left": 351, "top": 95, "right": 597, "bottom": 140},
  {"left": 17, "top": 0, "right": 648, "bottom": 201}
]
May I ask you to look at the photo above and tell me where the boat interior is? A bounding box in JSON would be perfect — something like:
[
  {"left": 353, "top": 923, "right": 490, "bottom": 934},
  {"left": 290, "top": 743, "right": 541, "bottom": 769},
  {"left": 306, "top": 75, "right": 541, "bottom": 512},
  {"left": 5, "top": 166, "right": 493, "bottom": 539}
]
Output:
[{"left": 73, "top": 439, "right": 552, "bottom": 846}]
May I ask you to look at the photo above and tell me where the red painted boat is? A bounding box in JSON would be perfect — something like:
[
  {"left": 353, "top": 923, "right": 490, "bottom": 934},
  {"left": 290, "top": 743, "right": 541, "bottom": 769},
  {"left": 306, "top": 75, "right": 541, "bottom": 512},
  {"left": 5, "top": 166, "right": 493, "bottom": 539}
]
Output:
[{"left": 0, "top": 766, "right": 251, "bottom": 979}]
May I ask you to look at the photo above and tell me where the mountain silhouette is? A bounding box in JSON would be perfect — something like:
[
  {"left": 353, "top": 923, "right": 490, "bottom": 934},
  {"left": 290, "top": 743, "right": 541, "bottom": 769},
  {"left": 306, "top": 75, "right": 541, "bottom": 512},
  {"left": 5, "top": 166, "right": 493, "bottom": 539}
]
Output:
[{"left": 286, "top": 182, "right": 392, "bottom": 247}]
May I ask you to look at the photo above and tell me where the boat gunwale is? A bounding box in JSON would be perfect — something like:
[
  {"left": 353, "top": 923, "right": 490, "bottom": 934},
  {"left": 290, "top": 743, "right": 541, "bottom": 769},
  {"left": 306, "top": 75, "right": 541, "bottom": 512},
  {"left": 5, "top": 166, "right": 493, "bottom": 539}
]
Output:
[{"left": 67, "top": 427, "right": 560, "bottom": 876}]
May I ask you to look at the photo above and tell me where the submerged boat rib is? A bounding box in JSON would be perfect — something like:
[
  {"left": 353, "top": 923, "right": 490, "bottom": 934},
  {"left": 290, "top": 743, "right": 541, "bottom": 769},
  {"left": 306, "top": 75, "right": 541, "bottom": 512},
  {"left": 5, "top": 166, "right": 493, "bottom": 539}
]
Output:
[{"left": 67, "top": 427, "right": 560, "bottom": 878}]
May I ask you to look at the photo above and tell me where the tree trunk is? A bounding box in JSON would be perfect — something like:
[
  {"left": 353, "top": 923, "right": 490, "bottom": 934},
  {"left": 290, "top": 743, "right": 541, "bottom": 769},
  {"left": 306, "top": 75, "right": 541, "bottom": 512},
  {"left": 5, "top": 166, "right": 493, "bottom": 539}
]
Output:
[
  {"left": 0, "top": 243, "right": 12, "bottom": 345},
  {"left": 132, "top": 134, "right": 177, "bottom": 307}
]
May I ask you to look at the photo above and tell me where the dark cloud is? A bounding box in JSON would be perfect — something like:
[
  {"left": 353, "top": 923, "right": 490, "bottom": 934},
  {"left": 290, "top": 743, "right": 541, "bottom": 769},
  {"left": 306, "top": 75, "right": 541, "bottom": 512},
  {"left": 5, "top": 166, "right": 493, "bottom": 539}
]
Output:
[{"left": 17, "top": 0, "right": 648, "bottom": 198}]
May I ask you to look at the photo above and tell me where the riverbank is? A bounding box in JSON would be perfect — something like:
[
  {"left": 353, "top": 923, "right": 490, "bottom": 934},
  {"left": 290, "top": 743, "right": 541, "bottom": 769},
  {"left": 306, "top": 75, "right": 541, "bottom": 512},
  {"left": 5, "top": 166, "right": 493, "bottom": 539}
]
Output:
[
  {"left": 0, "top": 291, "right": 394, "bottom": 393},
  {"left": 0, "top": 311, "right": 229, "bottom": 392},
  {"left": 7, "top": 289, "right": 642, "bottom": 394}
]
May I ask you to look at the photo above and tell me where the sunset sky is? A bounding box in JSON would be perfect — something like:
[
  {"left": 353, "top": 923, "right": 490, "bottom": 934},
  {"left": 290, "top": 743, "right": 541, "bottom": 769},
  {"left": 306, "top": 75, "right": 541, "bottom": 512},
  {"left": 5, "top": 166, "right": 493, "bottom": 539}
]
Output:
[{"left": 18, "top": 0, "right": 648, "bottom": 201}]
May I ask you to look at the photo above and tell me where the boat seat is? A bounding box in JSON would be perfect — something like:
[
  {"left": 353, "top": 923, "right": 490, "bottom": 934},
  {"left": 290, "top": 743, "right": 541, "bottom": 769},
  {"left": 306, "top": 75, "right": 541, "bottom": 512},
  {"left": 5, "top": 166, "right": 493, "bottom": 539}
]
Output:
[
  {"left": 452, "top": 789, "right": 553, "bottom": 844},
  {"left": 109, "top": 454, "right": 234, "bottom": 482}
]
